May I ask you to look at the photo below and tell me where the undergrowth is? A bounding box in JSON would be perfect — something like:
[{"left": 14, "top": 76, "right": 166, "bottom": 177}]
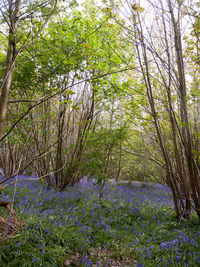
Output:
[{"left": 0, "top": 179, "right": 200, "bottom": 266}]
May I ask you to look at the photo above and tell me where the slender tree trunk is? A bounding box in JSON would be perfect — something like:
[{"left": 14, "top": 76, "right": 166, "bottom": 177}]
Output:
[
  {"left": 55, "top": 97, "right": 66, "bottom": 190},
  {"left": 116, "top": 140, "right": 122, "bottom": 183},
  {"left": 134, "top": 10, "right": 188, "bottom": 218},
  {"left": 168, "top": 0, "right": 200, "bottom": 218},
  {"left": 0, "top": 0, "right": 22, "bottom": 137}
]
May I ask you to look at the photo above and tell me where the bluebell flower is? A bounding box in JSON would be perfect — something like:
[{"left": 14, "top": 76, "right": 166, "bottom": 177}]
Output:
[
  {"left": 175, "top": 256, "right": 180, "bottom": 262},
  {"left": 32, "top": 257, "right": 38, "bottom": 263}
]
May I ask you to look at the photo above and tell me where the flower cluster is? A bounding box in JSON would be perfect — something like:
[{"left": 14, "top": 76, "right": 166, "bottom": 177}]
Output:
[{"left": 1, "top": 177, "right": 199, "bottom": 266}]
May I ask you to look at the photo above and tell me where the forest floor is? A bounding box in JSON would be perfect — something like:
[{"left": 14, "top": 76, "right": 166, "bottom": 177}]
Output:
[{"left": 0, "top": 177, "right": 200, "bottom": 266}]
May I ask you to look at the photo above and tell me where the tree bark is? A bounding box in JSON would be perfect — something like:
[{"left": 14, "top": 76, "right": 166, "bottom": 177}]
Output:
[
  {"left": 0, "top": 0, "right": 22, "bottom": 137},
  {"left": 168, "top": 0, "right": 200, "bottom": 218}
]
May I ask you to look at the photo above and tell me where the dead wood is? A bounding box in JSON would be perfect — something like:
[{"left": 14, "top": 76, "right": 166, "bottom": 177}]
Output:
[{"left": 0, "top": 201, "right": 24, "bottom": 240}]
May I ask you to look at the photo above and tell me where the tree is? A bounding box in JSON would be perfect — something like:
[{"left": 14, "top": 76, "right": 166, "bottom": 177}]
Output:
[
  {"left": 0, "top": 0, "right": 58, "bottom": 137},
  {"left": 0, "top": 0, "right": 132, "bottom": 192},
  {"left": 122, "top": 0, "right": 200, "bottom": 219}
]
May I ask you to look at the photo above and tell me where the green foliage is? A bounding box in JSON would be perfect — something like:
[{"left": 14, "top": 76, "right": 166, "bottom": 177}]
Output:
[
  {"left": 82, "top": 125, "right": 128, "bottom": 181},
  {"left": 131, "top": 3, "right": 145, "bottom": 12}
]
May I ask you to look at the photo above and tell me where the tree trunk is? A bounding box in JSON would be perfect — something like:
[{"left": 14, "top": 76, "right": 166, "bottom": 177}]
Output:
[
  {"left": 0, "top": 0, "right": 22, "bottom": 137},
  {"left": 168, "top": 0, "right": 200, "bottom": 218}
]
